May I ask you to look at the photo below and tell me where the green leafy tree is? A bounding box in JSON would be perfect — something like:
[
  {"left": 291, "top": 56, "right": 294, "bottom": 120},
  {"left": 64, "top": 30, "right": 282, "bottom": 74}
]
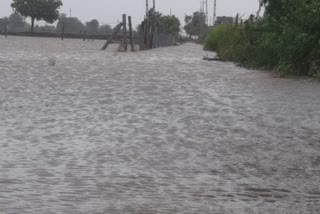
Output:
[
  {"left": 98, "top": 24, "right": 112, "bottom": 35},
  {"left": 11, "top": 0, "right": 63, "bottom": 33},
  {"left": 86, "top": 19, "right": 99, "bottom": 34},
  {"left": 8, "top": 13, "right": 28, "bottom": 32},
  {"left": 33, "top": 24, "right": 56, "bottom": 33},
  {"left": 184, "top": 12, "right": 207, "bottom": 38},
  {"left": 56, "top": 13, "right": 85, "bottom": 34},
  {"left": 159, "top": 15, "right": 181, "bottom": 36},
  {"left": 205, "top": 0, "right": 320, "bottom": 76},
  {"left": 0, "top": 17, "right": 9, "bottom": 32}
]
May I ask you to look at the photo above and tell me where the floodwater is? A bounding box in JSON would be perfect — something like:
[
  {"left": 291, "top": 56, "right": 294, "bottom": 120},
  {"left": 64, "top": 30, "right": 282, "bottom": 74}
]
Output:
[{"left": 0, "top": 36, "right": 320, "bottom": 214}]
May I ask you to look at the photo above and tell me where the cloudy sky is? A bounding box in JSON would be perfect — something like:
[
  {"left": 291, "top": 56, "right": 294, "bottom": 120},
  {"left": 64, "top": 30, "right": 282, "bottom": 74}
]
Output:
[{"left": 0, "top": 0, "right": 259, "bottom": 26}]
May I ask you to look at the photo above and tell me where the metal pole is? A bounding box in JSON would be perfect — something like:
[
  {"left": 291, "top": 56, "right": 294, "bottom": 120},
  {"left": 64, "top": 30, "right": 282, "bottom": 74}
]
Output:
[
  {"left": 122, "top": 14, "right": 128, "bottom": 51},
  {"left": 128, "top": 16, "right": 135, "bottom": 51},
  {"left": 146, "top": 0, "right": 149, "bottom": 17},
  {"left": 213, "top": 0, "right": 217, "bottom": 26},
  {"left": 61, "top": 23, "right": 64, "bottom": 40},
  {"left": 206, "top": 0, "right": 208, "bottom": 25},
  {"left": 203, "top": 0, "right": 205, "bottom": 14},
  {"left": 4, "top": 23, "right": 7, "bottom": 38}
]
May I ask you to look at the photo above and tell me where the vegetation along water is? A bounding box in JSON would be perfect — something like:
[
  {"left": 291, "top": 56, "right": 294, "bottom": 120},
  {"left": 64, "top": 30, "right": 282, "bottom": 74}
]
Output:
[{"left": 204, "top": 0, "right": 320, "bottom": 77}]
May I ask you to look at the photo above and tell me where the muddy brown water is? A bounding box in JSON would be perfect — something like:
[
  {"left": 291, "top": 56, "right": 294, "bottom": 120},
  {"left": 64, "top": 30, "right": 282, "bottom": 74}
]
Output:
[{"left": 0, "top": 37, "right": 320, "bottom": 213}]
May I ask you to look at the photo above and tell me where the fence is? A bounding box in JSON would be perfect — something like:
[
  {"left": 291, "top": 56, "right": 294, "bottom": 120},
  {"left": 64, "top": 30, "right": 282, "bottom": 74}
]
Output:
[{"left": 1, "top": 14, "right": 179, "bottom": 52}]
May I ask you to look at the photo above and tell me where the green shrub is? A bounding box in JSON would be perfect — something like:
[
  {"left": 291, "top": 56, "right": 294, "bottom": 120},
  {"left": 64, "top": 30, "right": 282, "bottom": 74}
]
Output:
[
  {"left": 204, "top": 24, "right": 249, "bottom": 62},
  {"left": 204, "top": 0, "right": 320, "bottom": 77}
]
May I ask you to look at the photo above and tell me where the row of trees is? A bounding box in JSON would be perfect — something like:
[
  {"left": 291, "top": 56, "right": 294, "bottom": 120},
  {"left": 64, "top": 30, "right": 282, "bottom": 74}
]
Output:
[
  {"left": 56, "top": 14, "right": 112, "bottom": 35},
  {"left": 0, "top": 13, "right": 30, "bottom": 33},
  {"left": 4, "top": 0, "right": 180, "bottom": 37},
  {"left": 0, "top": 12, "right": 113, "bottom": 35},
  {"left": 145, "top": 10, "right": 181, "bottom": 36},
  {"left": 205, "top": 0, "right": 320, "bottom": 77},
  {"left": 184, "top": 12, "right": 207, "bottom": 38},
  {"left": 11, "top": 0, "right": 62, "bottom": 33},
  {"left": 6, "top": 0, "right": 112, "bottom": 34}
]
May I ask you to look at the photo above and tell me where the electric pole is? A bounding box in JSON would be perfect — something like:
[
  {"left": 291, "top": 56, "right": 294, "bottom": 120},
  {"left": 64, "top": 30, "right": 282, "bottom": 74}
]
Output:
[
  {"left": 213, "top": 0, "right": 217, "bottom": 26},
  {"left": 206, "top": 0, "right": 208, "bottom": 25},
  {"left": 146, "top": 0, "right": 149, "bottom": 17}
]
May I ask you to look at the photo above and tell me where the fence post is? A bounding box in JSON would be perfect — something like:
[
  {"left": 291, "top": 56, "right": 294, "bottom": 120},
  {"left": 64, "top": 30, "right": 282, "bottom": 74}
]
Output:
[
  {"left": 83, "top": 30, "right": 87, "bottom": 41},
  {"left": 61, "top": 24, "right": 65, "bottom": 40},
  {"left": 122, "top": 14, "right": 128, "bottom": 51},
  {"left": 101, "top": 22, "right": 123, "bottom": 50},
  {"left": 139, "top": 21, "right": 145, "bottom": 50},
  {"left": 144, "top": 18, "right": 149, "bottom": 49},
  {"left": 128, "top": 16, "right": 135, "bottom": 51},
  {"left": 4, "top": 23, "right": 7, "bottom": 38}
]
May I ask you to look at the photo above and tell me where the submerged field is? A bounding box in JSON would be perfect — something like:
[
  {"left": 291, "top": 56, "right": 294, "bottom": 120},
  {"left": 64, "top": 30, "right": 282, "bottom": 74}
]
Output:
[{"left": 0, "top": 36, "right": 320, "bottom": 213}]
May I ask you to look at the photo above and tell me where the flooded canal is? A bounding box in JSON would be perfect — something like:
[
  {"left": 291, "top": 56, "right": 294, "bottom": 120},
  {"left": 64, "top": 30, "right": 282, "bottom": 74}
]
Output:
[{"left": 0, "top": 37, "right": 320, "bottom": 213}]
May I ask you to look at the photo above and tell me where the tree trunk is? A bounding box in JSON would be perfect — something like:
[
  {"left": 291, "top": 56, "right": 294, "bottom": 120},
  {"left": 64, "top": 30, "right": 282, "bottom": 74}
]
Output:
[{"left": 31, "top": 17, "right": 35, "bottom": 33}]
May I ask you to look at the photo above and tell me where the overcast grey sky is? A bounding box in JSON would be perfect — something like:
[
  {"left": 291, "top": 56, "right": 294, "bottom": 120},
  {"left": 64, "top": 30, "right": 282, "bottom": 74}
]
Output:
[{"left": 0, "top": 0, "right": 259, "bottom": 26}]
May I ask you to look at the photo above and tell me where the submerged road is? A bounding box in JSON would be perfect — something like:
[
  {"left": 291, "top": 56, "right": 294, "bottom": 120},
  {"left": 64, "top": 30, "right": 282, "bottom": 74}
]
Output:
[{"left": 0, "top": 37, "right": 320, "bottom": 213}]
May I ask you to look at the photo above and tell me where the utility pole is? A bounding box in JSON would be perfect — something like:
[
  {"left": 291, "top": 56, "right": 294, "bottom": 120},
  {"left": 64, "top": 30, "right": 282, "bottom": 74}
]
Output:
[
  {"left": 203, "top": 0, "right": 205, "bottom": 14},
  {"left": 199, "top": 1, "right": 204, "bottom": 38},
  {"left": 152, "top": 0, "right": 156, "bottom": 48},
  {"left": 206, "top": 0, "right": 208, "bottom": 25},
  {"left": 213, "top": 0, "right": 217, "bottom": 26},
  {"left": 4, "top": 23, "right": 7, "bottom": 38},
  {"left": 146, "top": 0, "right": 149, "bottom": 17}
]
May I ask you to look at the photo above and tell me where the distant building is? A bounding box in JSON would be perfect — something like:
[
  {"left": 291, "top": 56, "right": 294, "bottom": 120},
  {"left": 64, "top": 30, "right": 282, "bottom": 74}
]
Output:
[{"left": 215, "top": 16, "right": 234, "bottom": 25}]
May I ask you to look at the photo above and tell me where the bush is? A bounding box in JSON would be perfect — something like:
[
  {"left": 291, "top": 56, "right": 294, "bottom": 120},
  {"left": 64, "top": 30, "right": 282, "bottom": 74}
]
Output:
[
  {"left": 204, "top": 0, "right": 320, "bottom": 76},
  {"left": 205, "top": 24, "right": 250, "bottom": 62}
]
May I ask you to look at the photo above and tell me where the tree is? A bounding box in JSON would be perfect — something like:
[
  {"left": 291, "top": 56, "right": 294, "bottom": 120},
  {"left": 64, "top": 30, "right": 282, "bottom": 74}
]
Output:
[
  {"left": 184, "top": 12, "right": 207, "bottom": 38},
  {"left": 56, "top": 13, "right": 85, "bottom": 34},
  {"left": 11, "top": 0, "right": 63, "bottom": 33},
  {"left": 33, "top": 24, "right": 56, "bottom": 33},
  {"left": 159, "top": 15, "right": 181, "bottom": 36},
  {"left": 8, "top": 13, "right": 27, "bottom": 32},
  {"left": 0, "top": 17, "right": 9, "bottom": 32},
  {"left": 86, "top": 19, "right": 99, "bottom": 34},
  {"left": 99, "top": 24, "right": 112, "bottom": 35},
  {"left": 205, "top": 0, "right": 320, "bottom": 76}
]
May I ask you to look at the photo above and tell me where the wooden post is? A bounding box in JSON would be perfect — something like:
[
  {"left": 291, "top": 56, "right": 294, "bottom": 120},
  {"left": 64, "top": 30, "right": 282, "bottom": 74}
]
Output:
[
  {"left": 4, "top": 23, "right": 7, "bottom": 38},
  {"left": 61, "top": 24, "right": 65, "bottom": 40},
  {"left": 139, "top": 21, "right": 145, "bottom": 51},
  {"left": 101, "top": 23, "right": 123, "bottom": 50},
  {"left": 122, "top": 14, "right": 128, "bottom": 51},
  {"left": 128, "top": 16, "right": 135, "bottom": 51},
  {"left": 154, "top": 22, "right": 159, "bottom": 48},
  {"left": 83, "top": 30, "right": 87, "bottom": 41},
  {"left": 144, "top": 19, "right": 148, "bottom": 50},
  {"left": 149, "top": 15, "right": 155, "bottom": 49}
]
